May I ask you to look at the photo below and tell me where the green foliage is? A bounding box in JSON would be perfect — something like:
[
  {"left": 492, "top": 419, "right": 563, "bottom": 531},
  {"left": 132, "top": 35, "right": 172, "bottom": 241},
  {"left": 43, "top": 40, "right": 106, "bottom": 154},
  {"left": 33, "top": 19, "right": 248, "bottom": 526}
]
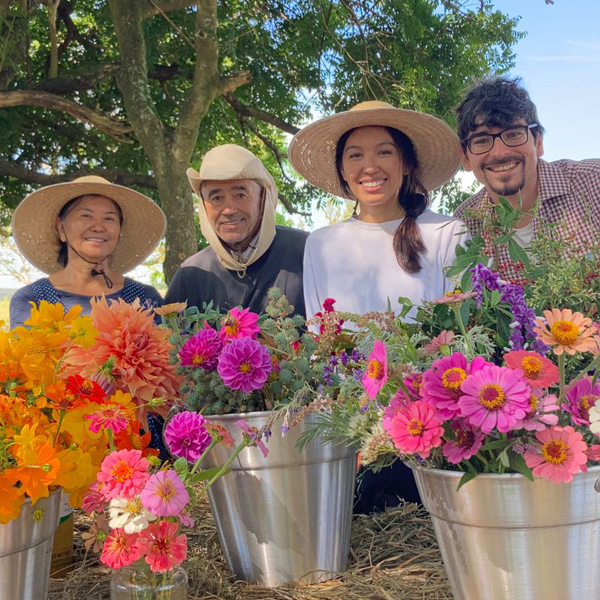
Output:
[{"left": 0, "top": 0, "right": 521, "bottom": 231}]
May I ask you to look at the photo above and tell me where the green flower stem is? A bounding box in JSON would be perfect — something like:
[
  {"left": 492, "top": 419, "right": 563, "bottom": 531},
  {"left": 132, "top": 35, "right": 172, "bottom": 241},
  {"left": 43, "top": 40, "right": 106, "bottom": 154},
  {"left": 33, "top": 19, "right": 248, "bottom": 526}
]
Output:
[
  {"left": 451, "top": 304, "right": 475, "bottom": 359},
  {"left": 190, "top": 438, "right": 219, "bottom": 475},
  {"left": 558, "top": 353, "right": 566, "bottom": 404},
  {"left": 53, "top": 410, "right": 66, "bottom": 446},
  {"left": 476, "top": 452, "right": 489, "bottom": 468},
  {"left": 107, "top": 428, "right": 115, "bottom": 452},
  {"left": 189, "top": 438, "right": 250, "bottom": 509},
  {"left": 575, "top": 352, "right": 600, "bottom": 384}
]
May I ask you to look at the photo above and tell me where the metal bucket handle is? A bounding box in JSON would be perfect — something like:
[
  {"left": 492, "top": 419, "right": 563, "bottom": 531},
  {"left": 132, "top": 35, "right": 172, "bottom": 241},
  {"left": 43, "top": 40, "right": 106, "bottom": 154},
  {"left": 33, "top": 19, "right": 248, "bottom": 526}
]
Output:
[{"left": 594, "top": 477, "right": 600, "bottom": 493}]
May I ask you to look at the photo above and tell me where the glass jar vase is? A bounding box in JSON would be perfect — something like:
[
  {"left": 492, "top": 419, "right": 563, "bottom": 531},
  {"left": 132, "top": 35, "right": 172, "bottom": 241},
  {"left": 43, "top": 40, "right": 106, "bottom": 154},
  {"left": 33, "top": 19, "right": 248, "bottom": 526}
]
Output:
[{"left": 110, "top": 565, "right": 188, "bottom": 600}]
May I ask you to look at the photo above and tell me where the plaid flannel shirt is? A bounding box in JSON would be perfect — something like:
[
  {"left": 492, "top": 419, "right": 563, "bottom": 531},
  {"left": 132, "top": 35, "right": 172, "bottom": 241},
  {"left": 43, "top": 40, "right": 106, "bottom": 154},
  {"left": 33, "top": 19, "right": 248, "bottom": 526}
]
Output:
[{"left": 454, "top": 158, "right": 600, "bottom": 283}]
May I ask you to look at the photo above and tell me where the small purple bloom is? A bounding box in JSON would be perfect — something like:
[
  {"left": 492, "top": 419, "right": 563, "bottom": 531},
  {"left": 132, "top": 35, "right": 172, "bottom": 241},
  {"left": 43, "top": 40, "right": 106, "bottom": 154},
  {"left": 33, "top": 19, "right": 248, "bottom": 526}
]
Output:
[
  {"left": 217, "top": 338, "right": 272, "bottom": 393},
  {"left": 164, "top": 411, "right": 212, "bottom": 461}
]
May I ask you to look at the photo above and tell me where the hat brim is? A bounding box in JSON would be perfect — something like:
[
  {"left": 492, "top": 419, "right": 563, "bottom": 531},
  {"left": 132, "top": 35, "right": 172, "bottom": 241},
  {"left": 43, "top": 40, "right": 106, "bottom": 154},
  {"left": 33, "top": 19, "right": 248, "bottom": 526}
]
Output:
[
  {"left": 11, "top": 181, "right": 167, "bottom": 275},
  {"left": 288, "top": 106, "right": 461, "bottom": 197}
]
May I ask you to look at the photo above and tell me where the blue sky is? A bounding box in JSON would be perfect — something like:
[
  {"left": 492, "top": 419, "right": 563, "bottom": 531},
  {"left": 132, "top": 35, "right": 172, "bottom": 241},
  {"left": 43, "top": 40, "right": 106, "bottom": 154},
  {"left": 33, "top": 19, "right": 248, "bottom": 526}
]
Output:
[{"left": 494, "top": 0, "right": 600, "bottom": 161}]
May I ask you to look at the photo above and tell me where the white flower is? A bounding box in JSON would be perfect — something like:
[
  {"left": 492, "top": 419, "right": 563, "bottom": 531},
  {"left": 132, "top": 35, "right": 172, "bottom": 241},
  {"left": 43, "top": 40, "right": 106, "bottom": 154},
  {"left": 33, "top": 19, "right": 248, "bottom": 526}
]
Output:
[
  {"left": 589, "top": 401, "right": 600, "bottom": 436},
  {"left": 108, "top": 496, "right": 156, "bottom": 534}
]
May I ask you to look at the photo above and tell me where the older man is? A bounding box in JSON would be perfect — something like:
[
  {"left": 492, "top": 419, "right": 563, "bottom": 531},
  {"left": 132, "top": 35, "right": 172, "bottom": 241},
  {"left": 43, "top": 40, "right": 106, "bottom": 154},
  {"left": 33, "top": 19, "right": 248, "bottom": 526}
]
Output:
[
  {"left": 454, "top": 77, "right": 600, "bottom": 282},
  {"left": 165, "top": 144, "right": 308, "bottom": 315}
]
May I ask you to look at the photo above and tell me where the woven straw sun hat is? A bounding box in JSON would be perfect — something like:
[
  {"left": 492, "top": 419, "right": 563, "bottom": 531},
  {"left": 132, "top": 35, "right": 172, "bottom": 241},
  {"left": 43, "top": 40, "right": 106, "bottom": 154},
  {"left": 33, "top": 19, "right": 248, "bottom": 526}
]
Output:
[
  {"left": 11, "top": 175, "right": 167, "bottom": 275},
  {"left": 288, "top": 100, "right": 461, "bottom": 198}
]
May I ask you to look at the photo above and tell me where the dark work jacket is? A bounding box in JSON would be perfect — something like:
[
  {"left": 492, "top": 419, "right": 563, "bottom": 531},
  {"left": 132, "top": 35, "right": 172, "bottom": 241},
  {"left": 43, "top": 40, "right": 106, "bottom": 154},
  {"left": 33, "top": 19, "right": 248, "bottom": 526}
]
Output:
[{"left": 165, "top": 226, "right": 308, "bottom": 317}]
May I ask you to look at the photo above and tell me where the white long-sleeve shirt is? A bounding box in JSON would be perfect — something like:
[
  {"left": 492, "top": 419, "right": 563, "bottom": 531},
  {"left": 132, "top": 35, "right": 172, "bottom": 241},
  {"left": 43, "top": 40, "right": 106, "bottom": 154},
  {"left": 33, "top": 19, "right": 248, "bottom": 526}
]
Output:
[{"left": 303, "top": 209, "right": 469, "bottom": 320}]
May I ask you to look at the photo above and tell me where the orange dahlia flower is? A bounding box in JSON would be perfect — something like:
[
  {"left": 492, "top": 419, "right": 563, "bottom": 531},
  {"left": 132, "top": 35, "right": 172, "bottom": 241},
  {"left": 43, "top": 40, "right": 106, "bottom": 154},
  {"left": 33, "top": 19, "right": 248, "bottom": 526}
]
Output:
[{"left": 64, "top": 298, "right": 182, "bottom": 419}]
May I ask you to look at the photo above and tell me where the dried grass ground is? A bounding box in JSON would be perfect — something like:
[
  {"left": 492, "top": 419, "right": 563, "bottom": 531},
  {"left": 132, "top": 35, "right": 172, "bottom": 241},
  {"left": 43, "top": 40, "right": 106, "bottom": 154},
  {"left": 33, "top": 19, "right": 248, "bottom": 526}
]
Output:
[{"left": 48, "top": 502, "right": 451, "bottom": 600}]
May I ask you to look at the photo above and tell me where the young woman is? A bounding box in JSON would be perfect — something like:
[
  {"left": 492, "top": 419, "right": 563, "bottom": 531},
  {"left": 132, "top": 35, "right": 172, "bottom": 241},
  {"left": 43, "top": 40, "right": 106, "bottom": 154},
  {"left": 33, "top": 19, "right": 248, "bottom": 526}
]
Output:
[
  {"left": 289, "top": 100, "right": 468, "bottom": 321},
  {"left": 289, "top": 101, "right": 469, "bottom": 512},
  {"left": 10, "top": 175, "right": 166, "bottom": 328}
]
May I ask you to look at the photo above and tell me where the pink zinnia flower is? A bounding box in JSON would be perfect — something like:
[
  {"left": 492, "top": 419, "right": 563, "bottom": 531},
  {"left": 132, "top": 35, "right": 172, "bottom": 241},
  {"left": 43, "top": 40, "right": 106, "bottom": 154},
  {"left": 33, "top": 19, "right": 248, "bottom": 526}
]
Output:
[
  {"left": 97, "top": 449, "right": 150, "bottom": 500},
  {"left": 442, "top": 420, "right": 484, "bottom": 464},
  {"left": 141, "top": 470, "right": 189, "bottom": 517},
  {"left": 86, "top": 406, "right": 129, "bottom": 434},
  {"left": 422, "top": 331, "right": 455, "bottom": 356},
  {"left": 82, "top": 482, "right": 105, "bottom": 513},
  {"left": 100, "top": 528, "right": 141, "bottom": 569},
  {"left": 459, "top": 365, "right": 530, "bottom": 433},
  {"left": 383, "top": 400, "right": 444, "bottom": 458},
  {"left": 135, "top": 520, "right": 187, "bottom": 573},
  {"left": 504, "top": 350, "right": 559, "bottom": 388},
  {"left": 362, "top": 341, "right": 388, "bottom": 399},
  {"left": 403, "top": 373, "right": 424, "bottom": 400},
  {"left": 179, "top": 326, "right": 223, "bottom": 371},
  {"left": 564, "top": 377, "right": 600, "bottom": 426},
  {"left": 421, "top": 352, "right": 488, "bottom": 420},
  {"left": 217, "top": 338, "right": 272, "bottom": 393},
  {"left": 219, "top": 307, "right": 260, "bottom": 341},
  {"left": 164, "top": 411, "right": 212, "bottom": 462},
  {"left": 237, "top": 420, "right": 269, "bottom": 457},
  {"left": 524, "top": 426, "right": 588, "bottom": 483},
  {"left": 514, "top": 391, "right": 560, "bottom": 431}
]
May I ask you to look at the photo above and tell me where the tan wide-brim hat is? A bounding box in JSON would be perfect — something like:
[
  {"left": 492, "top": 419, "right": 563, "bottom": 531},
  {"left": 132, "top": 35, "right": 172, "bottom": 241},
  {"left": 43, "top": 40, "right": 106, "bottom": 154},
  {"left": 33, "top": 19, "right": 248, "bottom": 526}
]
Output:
[
  {"left": 11, "top": 175, "right": 167, "bottom": 274},
  {"left": 288, "top": 100, "right": 460, "bottom": 197}
]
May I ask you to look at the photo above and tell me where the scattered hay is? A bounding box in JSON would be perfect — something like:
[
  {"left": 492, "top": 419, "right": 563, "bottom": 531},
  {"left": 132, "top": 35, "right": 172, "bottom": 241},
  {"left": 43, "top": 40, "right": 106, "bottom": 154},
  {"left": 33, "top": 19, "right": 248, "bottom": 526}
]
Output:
[{"left": 48, "top": 501, "right": 451, "bottom": 600}]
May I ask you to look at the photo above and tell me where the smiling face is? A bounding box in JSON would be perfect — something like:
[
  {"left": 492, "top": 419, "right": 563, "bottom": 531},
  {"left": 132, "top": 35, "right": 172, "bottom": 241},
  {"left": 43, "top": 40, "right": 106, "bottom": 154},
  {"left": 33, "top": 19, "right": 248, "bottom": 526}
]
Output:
[
  {"left": 339, "top": 126, "right": 406, "bottom": 218},
  {"left": 461, "top": 119, "right": 544, "bottom": 204},
  {"left": 58, "top": 195, "right": 121, "bottom": 264},
  {"left": 201, "top": 179, "right": 263, "bottom": 250}
]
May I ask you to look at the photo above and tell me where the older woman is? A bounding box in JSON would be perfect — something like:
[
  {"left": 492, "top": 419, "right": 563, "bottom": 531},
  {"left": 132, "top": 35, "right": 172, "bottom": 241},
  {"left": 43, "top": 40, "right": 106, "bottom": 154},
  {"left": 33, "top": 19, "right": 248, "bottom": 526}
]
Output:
[
  {"left": 289, "top": 100, "right": 468, "bottom": 321},
  {"left": 10, "top": 175, "right": 165, "bottom": 328},
  {"left": 289, "top": 101, "right": 468, "bottom": 513}
]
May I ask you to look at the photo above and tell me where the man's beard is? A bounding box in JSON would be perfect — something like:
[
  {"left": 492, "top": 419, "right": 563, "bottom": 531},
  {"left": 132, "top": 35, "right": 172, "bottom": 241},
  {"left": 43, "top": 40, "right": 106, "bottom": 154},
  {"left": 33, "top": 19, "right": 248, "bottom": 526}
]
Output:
[{"left": 482, "top": 157, "right": 526, "bottom": 198}]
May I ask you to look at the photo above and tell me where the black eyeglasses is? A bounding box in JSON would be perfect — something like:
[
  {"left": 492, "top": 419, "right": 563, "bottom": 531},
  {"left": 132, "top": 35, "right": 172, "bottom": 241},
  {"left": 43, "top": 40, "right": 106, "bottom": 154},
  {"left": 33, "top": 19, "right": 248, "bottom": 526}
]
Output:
[{"left": 463, "top": 124, "right": 538, "bottom": 155}]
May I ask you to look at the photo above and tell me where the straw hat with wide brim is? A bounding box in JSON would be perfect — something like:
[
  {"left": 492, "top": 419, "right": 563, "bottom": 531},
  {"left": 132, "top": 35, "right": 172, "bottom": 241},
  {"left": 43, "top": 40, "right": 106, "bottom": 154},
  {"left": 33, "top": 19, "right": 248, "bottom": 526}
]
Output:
[
  {"left": 11, "top": 175, "right": 167, "bottom": 275},
  {"left": 288, "top": 100, "right": 460, "bottom": 198}
]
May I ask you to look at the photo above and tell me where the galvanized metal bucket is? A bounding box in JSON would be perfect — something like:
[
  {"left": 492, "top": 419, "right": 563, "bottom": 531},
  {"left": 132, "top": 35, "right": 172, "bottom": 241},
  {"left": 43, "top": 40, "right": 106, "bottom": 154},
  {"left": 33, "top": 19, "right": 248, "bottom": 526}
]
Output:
[
  {"left": 0, "top": 487, "right": 62, "bottom": 600},
  {"left": 203, "top": 411, "right": 357, "bottom": 587},
  {"left": 412, "top": 465, "right": 600, "bottom": 600}
]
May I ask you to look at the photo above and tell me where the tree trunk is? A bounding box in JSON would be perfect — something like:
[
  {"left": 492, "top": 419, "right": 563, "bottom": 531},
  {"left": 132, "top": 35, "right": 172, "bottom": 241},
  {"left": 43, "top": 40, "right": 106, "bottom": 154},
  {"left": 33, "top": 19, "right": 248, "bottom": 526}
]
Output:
[
  {"left": 108, "top": 0, "right": 220, "bottom": 283},
  {"left": 154, "top": 160, "right": 198, "bottom": 281}
]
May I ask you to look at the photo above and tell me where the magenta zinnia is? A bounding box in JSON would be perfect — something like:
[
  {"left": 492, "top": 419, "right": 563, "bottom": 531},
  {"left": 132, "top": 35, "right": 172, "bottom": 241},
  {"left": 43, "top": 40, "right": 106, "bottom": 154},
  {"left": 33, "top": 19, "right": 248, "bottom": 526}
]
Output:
[
  {"left": 219, "top": 307, "right": 260, "bottom": 341},
  {"left": 362, "top": 340, "right": 388, "bottom": 399},
  {"left": 421, "top": 352, "right": 488, "bottom": 420},
  {"left": 217, "top": 338, "right": 272, "bottom": 393},
  {"left": 564, "top": 377, "right": 600, "bottom": 426},
  {"left": 179, "top": 326, "right": 223, "bottom": 371},
  {"left": 442, "top": 420, "right": 484, "bottom": 464},
  {"left": 458, "top": 365, "right": 530, "bottom": 433},
  {"left": 164, "top": 411, "right": 212, "bottom": 461},
  {"left": 141, "top": 469, "right": 189, "bottom": 517},
  {"left": 383, "top": 400, "right": 444, "bottom": 458},
  {"left": 524, "top": 426, "right": 588, "bottom": 484}
]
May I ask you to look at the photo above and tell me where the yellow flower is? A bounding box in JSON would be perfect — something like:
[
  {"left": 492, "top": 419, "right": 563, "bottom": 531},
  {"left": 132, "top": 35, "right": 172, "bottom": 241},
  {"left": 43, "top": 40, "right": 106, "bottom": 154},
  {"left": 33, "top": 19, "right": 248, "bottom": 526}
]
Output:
[
  {"left": 55, "top": 448, "right": 97, "bottom": 501},
  {"left": 13, "top": 423, "right": 48, "bottom": 462},
  {"left": 154, "top": 302, "right": 187, "bottom": 317},
  {"left": 68, "top": 316, "right": 97, "bottom": 348},
  {"left": 61, "top": 404, "right": 105, "bottom": 445}
]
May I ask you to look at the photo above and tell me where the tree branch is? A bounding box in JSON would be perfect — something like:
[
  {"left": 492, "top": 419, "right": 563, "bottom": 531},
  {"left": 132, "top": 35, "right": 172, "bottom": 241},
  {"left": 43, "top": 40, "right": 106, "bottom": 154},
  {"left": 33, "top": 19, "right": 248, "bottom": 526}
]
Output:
[
  {"left": 0, "top": 90, "right": 133, "bottom": 142},
  {"left": 224, "top": 94, "right": 300, "bottom": 135},
  {"left": 141, "top": 0, "right": 196, "bottom": 20},
  {"left": 30, "top": 64, "right": 120, "bottom": 94},
  {"left": 218, "top": 71, "right": 252, "bottom": 96},
  {"left": 0, "top": 158, "right": 157, "bottom": 189},
  {"left": 278, "top": 191, "right": 310, "bottom": 217},
  {"left": 173, "top": 0, "right": 219, "bottom": 156}
]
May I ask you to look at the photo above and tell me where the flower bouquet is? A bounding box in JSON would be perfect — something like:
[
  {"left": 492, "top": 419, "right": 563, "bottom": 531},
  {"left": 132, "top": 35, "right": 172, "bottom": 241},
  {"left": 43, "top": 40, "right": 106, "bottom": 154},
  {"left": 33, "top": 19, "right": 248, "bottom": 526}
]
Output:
[
  {"left": 159, "top": 290, "right": 357, "bottom": 586},
  {"left": 305, "top": 262, "right": 600, "bottom": 600},
  {"left": 82, "top": 409, "right": 251, "bottom": 600}
]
